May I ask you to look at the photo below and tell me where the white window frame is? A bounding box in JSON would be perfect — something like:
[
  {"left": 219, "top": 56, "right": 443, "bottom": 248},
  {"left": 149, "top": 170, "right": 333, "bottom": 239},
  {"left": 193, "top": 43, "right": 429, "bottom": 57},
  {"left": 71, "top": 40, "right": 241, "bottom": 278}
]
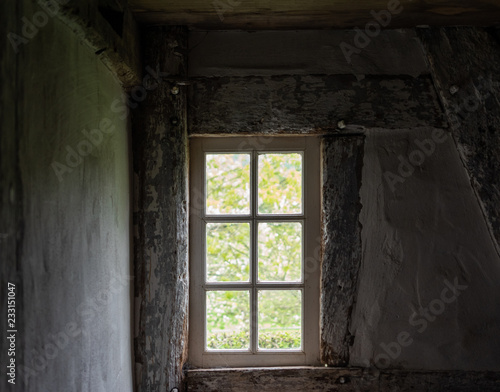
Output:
[{"left": 189, "top": 136, "right": 321, "bottom": 367}]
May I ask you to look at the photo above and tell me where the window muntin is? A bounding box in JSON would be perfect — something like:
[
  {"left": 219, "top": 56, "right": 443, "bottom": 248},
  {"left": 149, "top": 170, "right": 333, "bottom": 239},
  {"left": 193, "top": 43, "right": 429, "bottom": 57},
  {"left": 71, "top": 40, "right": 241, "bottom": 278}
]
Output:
[{"left": 190, "top": 137, "right": 320, "bottom": 367}]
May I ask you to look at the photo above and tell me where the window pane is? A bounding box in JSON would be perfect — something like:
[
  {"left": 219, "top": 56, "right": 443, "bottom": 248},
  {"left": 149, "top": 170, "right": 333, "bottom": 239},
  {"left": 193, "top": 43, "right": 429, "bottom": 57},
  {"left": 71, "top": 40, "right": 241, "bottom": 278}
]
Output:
[
  {"left": 206, "top": 154, "right": 250, "bottom": 215},
  {"left": 258, "top": 222, "right": 302, "bottom": 282},
  {"left": 258, "top": 290, "right": 302, "bottom": 350},
  {"left": 258, "top": 153, "right": 302, "bottom": 215},
  {"left": 206, "top": 222, "right": 250, "bottom": 282},
  {"left": 206, "top": 291, "right": 250, "bottom": 350}
]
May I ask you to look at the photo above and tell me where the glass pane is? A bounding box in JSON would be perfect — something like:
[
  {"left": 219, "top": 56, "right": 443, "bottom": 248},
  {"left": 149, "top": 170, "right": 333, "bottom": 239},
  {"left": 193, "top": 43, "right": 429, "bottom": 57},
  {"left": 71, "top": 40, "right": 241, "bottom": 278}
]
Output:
[
  {"left": 206, "top": 291, "right": 250, "bottom": 350},
  {"left": 206, "top": 154, "right": 250, "bottom": 215},
  {"left": 258, "top": 222, "right": 302, "bottom": 282},
  {"left": 206, "top": 222, "right": 250, "bottom": 282},
  {"left": 258, "top": 290, "right": 302, "bottom": 350},
  {"left": 258, "top": 153, "right": 302, "bottom": 215}
]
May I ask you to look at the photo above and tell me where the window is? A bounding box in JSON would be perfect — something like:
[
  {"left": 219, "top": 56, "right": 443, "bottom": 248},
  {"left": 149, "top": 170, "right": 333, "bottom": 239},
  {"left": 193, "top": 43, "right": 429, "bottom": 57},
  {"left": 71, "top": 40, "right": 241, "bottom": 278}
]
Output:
[{"left": 189, "top": 137, "right": 320, "bottom": 367}]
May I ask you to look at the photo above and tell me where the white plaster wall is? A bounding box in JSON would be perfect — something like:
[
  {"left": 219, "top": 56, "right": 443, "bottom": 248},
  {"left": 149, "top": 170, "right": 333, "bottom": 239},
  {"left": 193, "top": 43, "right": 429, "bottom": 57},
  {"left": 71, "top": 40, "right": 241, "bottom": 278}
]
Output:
[
  {"left": 1, "top": 1, "right": 133, "bottom": 390},
  {"left": 350, "top": 128, "right": 500, "bottom": 370}
]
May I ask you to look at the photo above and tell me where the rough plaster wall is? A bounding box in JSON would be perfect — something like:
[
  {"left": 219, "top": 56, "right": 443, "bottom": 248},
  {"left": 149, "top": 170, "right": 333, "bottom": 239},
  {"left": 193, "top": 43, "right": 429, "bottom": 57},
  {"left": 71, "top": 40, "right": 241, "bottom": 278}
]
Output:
[
  {"left": 37, "top": 0, "right": 141, "bottom": 87},
  {"left": 0, "top": 0, "right": 24, "bottom": 387},
  {"left": 1, "top": 1, "right": 133, "bottom": 391},
  {"left": 350, "top": 128, "right": 500, "bottom": 370}
]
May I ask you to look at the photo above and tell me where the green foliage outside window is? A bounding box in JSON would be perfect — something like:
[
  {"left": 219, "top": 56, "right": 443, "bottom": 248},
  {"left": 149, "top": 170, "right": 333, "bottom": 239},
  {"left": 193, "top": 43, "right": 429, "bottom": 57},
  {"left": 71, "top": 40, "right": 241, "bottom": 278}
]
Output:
[{"left": 205, "top": 153, "right": 303, "bottom": 350}]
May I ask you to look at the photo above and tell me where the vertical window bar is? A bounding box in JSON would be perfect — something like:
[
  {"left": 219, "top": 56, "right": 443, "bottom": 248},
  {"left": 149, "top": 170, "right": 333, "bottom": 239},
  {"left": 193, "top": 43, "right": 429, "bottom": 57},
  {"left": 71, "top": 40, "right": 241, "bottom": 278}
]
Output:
[
  {"left": 202, "top": 153, "right": 208, "bottom": 348},
  {"left": 250, "top": 149, "right": 258, "bottom": 353},
  {"left": 203, "top": 153, "right": 207, "bottom": 219}
]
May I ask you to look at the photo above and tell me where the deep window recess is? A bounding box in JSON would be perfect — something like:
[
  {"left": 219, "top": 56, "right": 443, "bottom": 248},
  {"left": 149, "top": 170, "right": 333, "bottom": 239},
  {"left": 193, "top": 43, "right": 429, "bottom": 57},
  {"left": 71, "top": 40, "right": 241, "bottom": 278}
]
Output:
[{"left": 189, "top": 137, "right": 320, "bottom": 367}]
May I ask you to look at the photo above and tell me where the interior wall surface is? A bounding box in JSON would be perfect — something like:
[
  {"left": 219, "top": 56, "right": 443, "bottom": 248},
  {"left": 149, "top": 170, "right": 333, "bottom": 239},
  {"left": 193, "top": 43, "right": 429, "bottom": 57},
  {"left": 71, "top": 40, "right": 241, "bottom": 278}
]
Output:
[
  {"left": 418, "top": 27, "right": 500, "bottom": 252},
  {"left": 350, "top": 127, "right": 500, "bottom": 370},
  {"left": 184, "top": 28, "right": 500, "bottom": 389},
  {"left": 0, "top": 1, "right": 134, "bottom": 391}
]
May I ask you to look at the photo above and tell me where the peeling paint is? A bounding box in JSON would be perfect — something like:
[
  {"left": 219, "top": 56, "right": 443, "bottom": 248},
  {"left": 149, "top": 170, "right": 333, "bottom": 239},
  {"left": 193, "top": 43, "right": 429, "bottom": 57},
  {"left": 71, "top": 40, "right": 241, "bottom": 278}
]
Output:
[
  {"left": 189, "top": 75, "right": 446, "bottom": 135},
  {"left": 133, "top": 27, "right": 189, "bottom": 392}
]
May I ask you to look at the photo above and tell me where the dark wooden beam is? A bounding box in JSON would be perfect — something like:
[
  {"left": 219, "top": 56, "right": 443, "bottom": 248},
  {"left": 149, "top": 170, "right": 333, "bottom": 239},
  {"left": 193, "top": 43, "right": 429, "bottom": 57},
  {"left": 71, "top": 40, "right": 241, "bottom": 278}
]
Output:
[
  {"left": 188, "top": 75, "right": 446, "bottom": 135},
  {"left": 418, "top": 27, "right": 500, "bottom": 253},
  {"left": 38, "top": 0, "right": 141, "bottom": 87},
  {"left": 133, "top": 26, "right": 189, "bottom": 392},
  {"left": 321, "top": 136, "right": 364, "bottom": 366},
  {"left": 130, "top": 0, "right": 500, "bottom": 29},
  {"left": 186, "top": 367, "right": 500, "bottom": 392}
]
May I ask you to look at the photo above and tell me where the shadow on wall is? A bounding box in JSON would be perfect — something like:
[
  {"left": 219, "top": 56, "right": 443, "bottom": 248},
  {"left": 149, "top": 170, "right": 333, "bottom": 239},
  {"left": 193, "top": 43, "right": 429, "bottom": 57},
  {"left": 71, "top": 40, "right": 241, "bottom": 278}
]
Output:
[{"left": 350, "top": 127, "right": 500, "bottom": 371}]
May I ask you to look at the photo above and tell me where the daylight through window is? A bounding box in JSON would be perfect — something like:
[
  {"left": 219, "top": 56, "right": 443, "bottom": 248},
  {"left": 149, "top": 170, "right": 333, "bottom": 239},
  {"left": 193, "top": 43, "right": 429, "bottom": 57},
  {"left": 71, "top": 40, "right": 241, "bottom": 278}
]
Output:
[{"left": 189, "top": 137, "right": 320, "bottom": 367}]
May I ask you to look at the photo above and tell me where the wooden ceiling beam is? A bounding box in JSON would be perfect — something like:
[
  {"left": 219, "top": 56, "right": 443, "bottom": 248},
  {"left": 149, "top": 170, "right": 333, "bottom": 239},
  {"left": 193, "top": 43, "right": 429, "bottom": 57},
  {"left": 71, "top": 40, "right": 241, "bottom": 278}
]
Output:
[{"left": 129, "top": 0, "right": 500, "bottom": 28}]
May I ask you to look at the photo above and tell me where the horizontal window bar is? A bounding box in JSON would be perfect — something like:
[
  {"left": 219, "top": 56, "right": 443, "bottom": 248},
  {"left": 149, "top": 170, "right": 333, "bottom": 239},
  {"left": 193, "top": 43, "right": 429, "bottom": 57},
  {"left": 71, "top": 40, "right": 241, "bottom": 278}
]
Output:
[
  {"left": 204, "top": 283, "right": 304, "bottom": 290},
  {"left": 203, "top": 350, "right": 305, "bottom": 355},
  {"left": 203, "top": 215, "right": 305, "bottom": 221}
]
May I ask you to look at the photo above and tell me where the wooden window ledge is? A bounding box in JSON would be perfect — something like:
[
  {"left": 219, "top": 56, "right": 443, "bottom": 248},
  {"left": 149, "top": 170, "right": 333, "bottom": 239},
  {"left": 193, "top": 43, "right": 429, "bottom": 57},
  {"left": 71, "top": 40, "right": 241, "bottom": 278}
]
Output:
[{"left": 186, "top": 367, "right": 500, "bottom": 391}]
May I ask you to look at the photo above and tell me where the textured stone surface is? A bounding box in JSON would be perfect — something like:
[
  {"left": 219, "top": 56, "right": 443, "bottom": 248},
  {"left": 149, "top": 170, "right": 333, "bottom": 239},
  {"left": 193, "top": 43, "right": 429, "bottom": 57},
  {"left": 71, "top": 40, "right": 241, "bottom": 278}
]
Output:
[
  {"left": 321, "top": 136, "right": 365, "bottom": 366},
  {"left": 418, "top": 27, "right": 500, "bottom": 254},
  {"left": 188, "top": 75, "right": 445, "bottom": 135},
  {"left": 133, "top": 26, "right": 189, "bottom": 392}
]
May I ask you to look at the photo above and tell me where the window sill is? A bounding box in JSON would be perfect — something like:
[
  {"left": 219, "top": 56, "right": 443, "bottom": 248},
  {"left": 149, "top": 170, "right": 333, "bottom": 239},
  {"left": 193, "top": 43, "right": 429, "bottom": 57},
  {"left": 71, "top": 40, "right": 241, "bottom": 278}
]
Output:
[
  {"left": 186, "top": 367, "right": 500, "bottom": 392},
  {"left": 186, "top": 366, "right": 361, "bottom": 391}
]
